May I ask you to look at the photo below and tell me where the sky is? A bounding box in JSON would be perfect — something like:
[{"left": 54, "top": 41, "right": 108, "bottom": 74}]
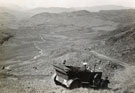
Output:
[{"left": 0, "top": 0, "right": 135, "bottom": 9}]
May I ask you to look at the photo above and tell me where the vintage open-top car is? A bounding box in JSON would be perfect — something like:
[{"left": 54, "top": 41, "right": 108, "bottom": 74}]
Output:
[{"left": 52, "top": 63, "right": 109, "bottom": 89}]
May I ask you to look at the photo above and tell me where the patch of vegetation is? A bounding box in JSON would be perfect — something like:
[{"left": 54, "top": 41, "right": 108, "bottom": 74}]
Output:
[{"left": 0, "top": 32, "right": 14, "bottom": 45}]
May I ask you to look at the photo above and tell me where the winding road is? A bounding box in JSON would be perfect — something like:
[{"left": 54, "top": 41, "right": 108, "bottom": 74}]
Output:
[{"left": 90, "top": 50, "right": 129, "bottom": 67}]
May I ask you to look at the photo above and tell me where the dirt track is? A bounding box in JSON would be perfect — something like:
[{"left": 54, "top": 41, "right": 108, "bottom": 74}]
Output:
[{"left": 90, "top": 50, "right": 129, "bottom": 68}]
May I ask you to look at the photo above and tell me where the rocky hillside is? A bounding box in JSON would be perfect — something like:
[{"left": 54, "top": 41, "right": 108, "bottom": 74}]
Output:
[
  {"left": 108, "top": 24, "right": 135, "bottom": 63},
  {"left": 95, "top": 24, "right": 135, "bottom": 64}
]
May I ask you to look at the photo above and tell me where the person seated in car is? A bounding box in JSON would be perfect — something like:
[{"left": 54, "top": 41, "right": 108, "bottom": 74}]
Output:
[
  {"left": 81, "top": 62, "right": 90, "bottom": 71},
  {"left": 63, "top": 60, "right": 66, "bottom": 65}
]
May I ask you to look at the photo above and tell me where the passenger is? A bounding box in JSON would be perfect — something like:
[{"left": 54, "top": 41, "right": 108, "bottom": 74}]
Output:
[
  {"left": 81, "top": 62, "right": 88, "bottom": 71},
  {"left": 63, "top": 60, "right": 66, "bottom": 65}
]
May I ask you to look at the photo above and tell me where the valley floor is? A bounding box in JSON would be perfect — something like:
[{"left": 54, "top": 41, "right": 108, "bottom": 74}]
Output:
[{"left": 0, "top": 31, "right": 135, "bottom": 93}]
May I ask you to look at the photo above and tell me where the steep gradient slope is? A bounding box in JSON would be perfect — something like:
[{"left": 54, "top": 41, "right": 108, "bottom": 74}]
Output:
[
  {"left": 95, "top": 24, "right": 135, "bottom": 64},
  {"left": 106, "top": 24, "right": 135, "bottom": 63}
]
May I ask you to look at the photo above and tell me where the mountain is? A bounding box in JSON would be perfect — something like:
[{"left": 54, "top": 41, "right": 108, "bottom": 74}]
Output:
[
  {"left": 0, "top": 6, "right": 29, "bottom": 29},
  {"left": 0, "top": 6, "right": 24, "bottom": 16},
  {"left": 0, "top": 11, "right": 16, "bottom": 28},
  {"left": 0, "top": 4, "right": 25, "bottom": 11},
  {"left": 94, "top": 9, "right": 135, "bottom": 23},
  {"left": 27, "top": 7, "right": 76, "bottom": 17},
  {"left": 78, "top": 5, "right": 131, "bottom": 12},
  {"left": 23, "top": 9, "right": 135, "bottom": 28},
  {"left": 23, "top": 10, "right": 116, "bottom": 30},
  {"left": 0, "top": 6, "right": 29, "bottom": 21},
  {"left": 27, "top": 5, "right": 130, "bottom": 17}
]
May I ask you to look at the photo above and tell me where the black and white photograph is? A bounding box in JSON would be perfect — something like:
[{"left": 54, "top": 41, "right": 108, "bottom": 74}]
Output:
[{"left": 0, "top": 0, "right": 135, "bottom": 93}]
